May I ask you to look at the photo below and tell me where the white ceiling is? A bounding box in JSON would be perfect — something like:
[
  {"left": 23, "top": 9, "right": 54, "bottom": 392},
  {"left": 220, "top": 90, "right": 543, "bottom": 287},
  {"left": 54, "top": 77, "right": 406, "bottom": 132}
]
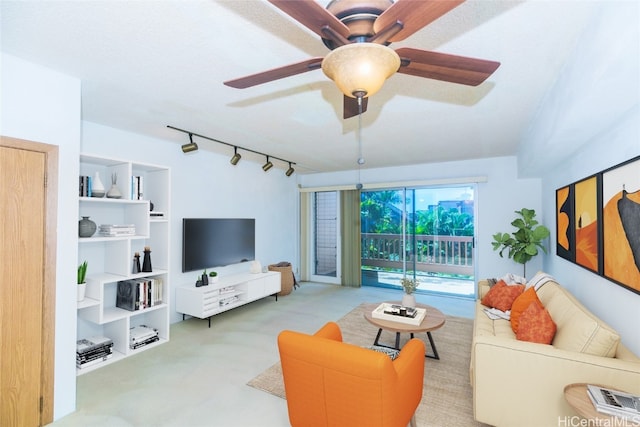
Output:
[{"left": 1, "top": 0, "right": 602, "bottom": 174}]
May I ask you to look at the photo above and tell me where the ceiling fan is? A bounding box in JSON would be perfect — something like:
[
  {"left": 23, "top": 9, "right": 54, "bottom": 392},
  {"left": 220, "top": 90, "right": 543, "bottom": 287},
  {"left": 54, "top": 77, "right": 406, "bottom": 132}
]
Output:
[{"left": 224, "top": 0, "right": 500, "bottom": 119}]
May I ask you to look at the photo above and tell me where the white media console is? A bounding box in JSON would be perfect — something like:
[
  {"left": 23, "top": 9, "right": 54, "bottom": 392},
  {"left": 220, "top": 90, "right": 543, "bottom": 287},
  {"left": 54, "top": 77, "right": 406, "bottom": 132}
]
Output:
[{"left": 175, "top": 271, "right": 281, "bottom": 327}]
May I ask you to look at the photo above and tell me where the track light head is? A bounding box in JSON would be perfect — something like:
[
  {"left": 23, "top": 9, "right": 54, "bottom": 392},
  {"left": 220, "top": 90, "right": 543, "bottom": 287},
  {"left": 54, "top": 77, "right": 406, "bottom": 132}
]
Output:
[
  {"left": 262, "top": 156, "right": 274, "bottom": 172},
  {"left": 181, "top": 133, "right": 198, "bottom": 153},
  {"left": 230, "top": 147, "right": 241, "bottom": 165},
  {"left": 285, "top": 162, "right": 295, "bottom": 177}
]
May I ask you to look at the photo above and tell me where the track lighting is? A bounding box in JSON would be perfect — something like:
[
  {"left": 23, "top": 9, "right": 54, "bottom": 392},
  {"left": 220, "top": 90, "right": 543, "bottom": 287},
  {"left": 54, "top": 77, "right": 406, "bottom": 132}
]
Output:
[
  {"left": 230, "top": 147, "right": 241, "bottom": 165},
  {"left": 168, "top": 126, "right": 296, "bottom": 173},
  {"left": 181, "top": 133, "right": 198, "bottom": 153},
  {"left": 285, "top": 163, "right": 295, "bottom": 177},
  {"left": 262, "top": 156, "right": 274, "bottom": 172}
]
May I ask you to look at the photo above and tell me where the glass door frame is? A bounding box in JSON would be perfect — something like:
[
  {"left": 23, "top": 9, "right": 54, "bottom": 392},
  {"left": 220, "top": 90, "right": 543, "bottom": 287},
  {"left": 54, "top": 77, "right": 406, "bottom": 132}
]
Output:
[
  {"left": 309, "top": 191, "right": 341, "bottom": 284},
  {"left": 361, "top": 184, "right": 477, "bottom": 298}
]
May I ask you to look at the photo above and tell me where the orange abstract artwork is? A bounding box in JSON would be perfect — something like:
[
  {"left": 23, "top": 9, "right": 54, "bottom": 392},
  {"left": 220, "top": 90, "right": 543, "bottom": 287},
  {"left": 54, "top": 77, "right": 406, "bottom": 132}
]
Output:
[
  {"left": 574, "top": 177, "right": 598, "bottom": 272},
  {"left": 603, "top": 189, "right": 640, "bottom": 291},
  {"left": 556, "top": 187, "right": 570, "bottom": 251}
]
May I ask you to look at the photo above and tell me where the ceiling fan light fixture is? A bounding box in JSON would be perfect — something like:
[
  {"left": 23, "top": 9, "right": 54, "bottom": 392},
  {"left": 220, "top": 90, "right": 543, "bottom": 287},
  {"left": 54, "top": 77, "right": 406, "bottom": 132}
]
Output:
[{"left": 322, "top": 43, "right": 400, "bottom": 98}]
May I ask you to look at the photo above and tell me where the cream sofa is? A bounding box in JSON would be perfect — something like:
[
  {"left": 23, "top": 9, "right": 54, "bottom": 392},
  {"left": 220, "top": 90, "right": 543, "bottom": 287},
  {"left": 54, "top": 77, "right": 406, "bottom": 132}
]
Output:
[{"left": 470, "top": 277, "right": 640, "bottom": 427}]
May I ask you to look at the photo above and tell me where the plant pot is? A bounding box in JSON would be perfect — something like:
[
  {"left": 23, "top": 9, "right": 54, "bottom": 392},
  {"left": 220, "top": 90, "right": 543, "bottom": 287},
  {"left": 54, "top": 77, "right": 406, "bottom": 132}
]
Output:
[
  {"left": 402, "top": 293, "right": 416, "bottom": 308},
  {"left": 77, "top": 283, "right": 87, "bottom": 302}
]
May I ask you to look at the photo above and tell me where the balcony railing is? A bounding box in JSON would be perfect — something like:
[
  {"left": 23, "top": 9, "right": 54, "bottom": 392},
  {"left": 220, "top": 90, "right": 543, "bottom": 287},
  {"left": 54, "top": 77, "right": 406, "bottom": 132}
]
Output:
[{"left": 361, "top": 233, "right": 474, "bottom": 276}]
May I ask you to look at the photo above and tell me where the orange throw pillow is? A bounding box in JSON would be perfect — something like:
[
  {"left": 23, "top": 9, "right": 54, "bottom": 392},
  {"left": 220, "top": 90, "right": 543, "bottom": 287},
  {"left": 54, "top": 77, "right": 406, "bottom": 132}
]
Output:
[
  {"left": 510, "top": 287, "right": 542, "bottom": 333},
  {"left": 481, "top": 280, "right": 524, "bottom": 312},
  {"left": 516, "top": 302, "right": 557, "bottom": 344}
]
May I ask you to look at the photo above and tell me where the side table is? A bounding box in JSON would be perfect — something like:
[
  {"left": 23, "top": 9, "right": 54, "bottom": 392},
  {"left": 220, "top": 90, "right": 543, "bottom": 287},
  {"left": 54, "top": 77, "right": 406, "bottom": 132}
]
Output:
[{"left": 564, "top": 383, "right": 639, "bottom": 425}]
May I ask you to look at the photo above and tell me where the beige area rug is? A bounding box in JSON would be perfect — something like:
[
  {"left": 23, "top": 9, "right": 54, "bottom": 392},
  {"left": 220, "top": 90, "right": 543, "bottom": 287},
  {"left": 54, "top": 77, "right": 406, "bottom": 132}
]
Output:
[{"left": 247, "top": 303, "right": 486, "bottom": 426}]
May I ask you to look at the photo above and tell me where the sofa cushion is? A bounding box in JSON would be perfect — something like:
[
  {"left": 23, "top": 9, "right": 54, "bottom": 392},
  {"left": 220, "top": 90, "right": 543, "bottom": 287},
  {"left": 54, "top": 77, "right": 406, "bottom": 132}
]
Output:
[
  {"left": 516, "top": 302, "right": 556, "bottom": 344},
  {"left": 510, "top": 286, "right": 542, "bottom": 333},
  {"left": 537, "top": 281, "right": 620, "bottom": 357},
  {"left": 481, "top": 280, "right": 524, "bottom": 312}
]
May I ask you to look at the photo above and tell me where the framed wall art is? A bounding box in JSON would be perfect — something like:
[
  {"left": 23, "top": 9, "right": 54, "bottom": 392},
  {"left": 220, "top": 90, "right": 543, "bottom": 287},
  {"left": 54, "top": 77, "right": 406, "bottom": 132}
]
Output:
[
  {"left": 573, "top": 175, "right": 600, "bottom": 273},
  {"left": 556, "top": 185, "right": 574, "bottom": 262},
  {"left": 556, "top": 155, "right": 639, "bottom": 295},
  {"left": 602, "top": 157, "right": 640, "bottom": 293}
]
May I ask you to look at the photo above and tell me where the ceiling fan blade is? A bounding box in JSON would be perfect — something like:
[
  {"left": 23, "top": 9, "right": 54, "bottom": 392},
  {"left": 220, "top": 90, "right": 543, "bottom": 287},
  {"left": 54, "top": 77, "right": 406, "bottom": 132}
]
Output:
[
  {"left": 224, "top": 58, "right": 323, "bottom": 89},
  {"left": 395, "top": 47, "right": 500, "bottom": 86},
  {"left": 373, "top": 0, "right": 465, "bottom": 43},
  {"left": 268, "top": 0, "right": 351, "bottom": 42},
  {"left": 343, "top": 96, "right": 368, "bottom": 120}
]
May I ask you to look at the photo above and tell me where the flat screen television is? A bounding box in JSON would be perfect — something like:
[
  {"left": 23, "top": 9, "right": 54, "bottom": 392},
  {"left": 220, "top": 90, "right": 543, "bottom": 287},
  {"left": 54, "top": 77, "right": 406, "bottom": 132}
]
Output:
[{"left": 182, "top": 218, "right": 255, "bottom": 272}]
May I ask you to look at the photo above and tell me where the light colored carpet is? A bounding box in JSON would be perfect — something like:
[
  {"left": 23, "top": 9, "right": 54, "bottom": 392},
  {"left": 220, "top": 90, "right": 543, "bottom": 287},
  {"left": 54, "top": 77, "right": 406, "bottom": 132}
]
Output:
[{"left": 247, "top": 303, "right": 487, "bottom": 426}]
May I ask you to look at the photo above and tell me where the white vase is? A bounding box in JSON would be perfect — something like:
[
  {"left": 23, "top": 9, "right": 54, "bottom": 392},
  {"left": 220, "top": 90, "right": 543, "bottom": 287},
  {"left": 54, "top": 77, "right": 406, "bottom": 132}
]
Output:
[
  {"left": 402, "top": 293, "right": 416, "bottom": 308},
  {"left": 77, "top": 283, "right": 87, "bottom": 302},
  {"left": 91, "top": 172, "right": 105, "bottom": 197}
]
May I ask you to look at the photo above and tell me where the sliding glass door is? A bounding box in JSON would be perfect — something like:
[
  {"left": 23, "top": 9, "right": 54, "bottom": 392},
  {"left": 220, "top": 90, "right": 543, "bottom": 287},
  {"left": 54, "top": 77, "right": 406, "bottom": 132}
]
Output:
[{"left": 361, "top": 185, "right": 476, "bottom": 297}]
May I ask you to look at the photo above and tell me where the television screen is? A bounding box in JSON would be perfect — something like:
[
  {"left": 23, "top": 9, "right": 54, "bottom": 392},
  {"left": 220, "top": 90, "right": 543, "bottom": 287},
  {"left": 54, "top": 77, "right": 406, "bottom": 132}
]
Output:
[{"left": 182, "top": 218, "right": 255, "bottom": 272}]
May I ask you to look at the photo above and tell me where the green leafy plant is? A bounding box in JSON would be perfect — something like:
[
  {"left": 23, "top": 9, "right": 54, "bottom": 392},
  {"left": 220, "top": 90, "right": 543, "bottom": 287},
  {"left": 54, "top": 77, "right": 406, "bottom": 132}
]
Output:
[
  {"left": 400, "top": 277, "right": 418, "bottom": 295},
  {"left": 492, "top": 208, "right": 550, "bottom": 277},
  {"left": 208, "top": 271, "right": 217, "bottom": 277},
  {"left": 77, "top": 261, "right": 88, "bottom": 285}
]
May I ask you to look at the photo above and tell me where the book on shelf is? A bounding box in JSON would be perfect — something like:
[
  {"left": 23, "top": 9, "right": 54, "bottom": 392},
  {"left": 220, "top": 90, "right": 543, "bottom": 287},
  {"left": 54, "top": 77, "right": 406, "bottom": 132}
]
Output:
[
  {"left": 78, "top": 175, "right": 93, "bottom": 197},
  {"left": 76, "top": 336, "right": 114, "bottom": 368},
  {"left": 98, "top": 224, "right": 136, "bottom": 236},
  {"left": 77, "top": 353, "right": 113, "bottom": 369},
  {"left": 116, "top": 277, "right": 163, "bottom": 311},
  {"left": 586, "top": 384, "right": 640, "bottom": 421},
  {"left": 131, "top": 175, "right": 144, "bottom": 201},
  {"left": 129, "top": 324, "right": 159, "bottom": 350}
]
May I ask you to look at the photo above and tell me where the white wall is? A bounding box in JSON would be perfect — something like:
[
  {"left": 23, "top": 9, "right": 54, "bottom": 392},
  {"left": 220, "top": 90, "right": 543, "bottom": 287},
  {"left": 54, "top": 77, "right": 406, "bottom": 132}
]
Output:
[
  {"left": 299, "top": 156, "right": 546, "bottom": 281},
  {"left": 540, "top": 108, "right": 640, "bottom": 355},
  {"left": 520, "top": 1, "right": 640, "bottom": 355},
  {"left": 1, "top": 53, "right": 81, "bottom": 420},
  {"left": 81, "top": 122, "right": 299, "bottom": 324}
]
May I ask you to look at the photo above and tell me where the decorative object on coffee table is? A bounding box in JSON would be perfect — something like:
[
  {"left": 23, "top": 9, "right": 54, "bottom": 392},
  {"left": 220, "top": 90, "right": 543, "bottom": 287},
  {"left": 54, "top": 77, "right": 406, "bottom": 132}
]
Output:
[
  {"left": 106, "top": 172, "right": 122, "bottom": 199},
  {"left": 400, "top": 276, "right": 418, "bottom": 307},
  {"left": 78, "top": 216, "right": 97, "bottom": 238}
]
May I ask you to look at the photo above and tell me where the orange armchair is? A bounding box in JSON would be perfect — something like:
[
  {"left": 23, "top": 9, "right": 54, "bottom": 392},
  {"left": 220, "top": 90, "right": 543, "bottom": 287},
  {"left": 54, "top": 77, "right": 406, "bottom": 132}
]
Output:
[{"left": 277, "top": 321, "right": 425, "bottom": 427}]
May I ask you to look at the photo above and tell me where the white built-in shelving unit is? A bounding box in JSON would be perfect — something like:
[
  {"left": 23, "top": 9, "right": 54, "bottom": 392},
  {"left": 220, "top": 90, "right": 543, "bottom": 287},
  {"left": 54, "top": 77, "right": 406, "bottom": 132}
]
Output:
[{"left": 76, "top": 154, "right": 170, "bottom": 375}]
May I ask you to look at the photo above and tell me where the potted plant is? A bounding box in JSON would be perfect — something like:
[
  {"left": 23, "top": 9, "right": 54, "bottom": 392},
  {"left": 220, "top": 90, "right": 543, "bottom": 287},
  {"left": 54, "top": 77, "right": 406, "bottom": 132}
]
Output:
[
  {"left": 400, "top": 276, "right": 418, "bottom": 307},
  {"left": 77, "top": 261, "right": 88, "bottom": 302},
  {"left": 208, "top": 270, "right": 218, "bottom": 284},
  {"left": 491, "top": 208, "right": 550, "bottom": 277}
]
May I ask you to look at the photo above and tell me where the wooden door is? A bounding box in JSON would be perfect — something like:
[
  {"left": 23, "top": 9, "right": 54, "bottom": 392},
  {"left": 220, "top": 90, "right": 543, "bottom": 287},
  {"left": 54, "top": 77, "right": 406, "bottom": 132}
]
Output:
[{"left": 1, "top": 137, "right": 57, "bottom": 426}]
